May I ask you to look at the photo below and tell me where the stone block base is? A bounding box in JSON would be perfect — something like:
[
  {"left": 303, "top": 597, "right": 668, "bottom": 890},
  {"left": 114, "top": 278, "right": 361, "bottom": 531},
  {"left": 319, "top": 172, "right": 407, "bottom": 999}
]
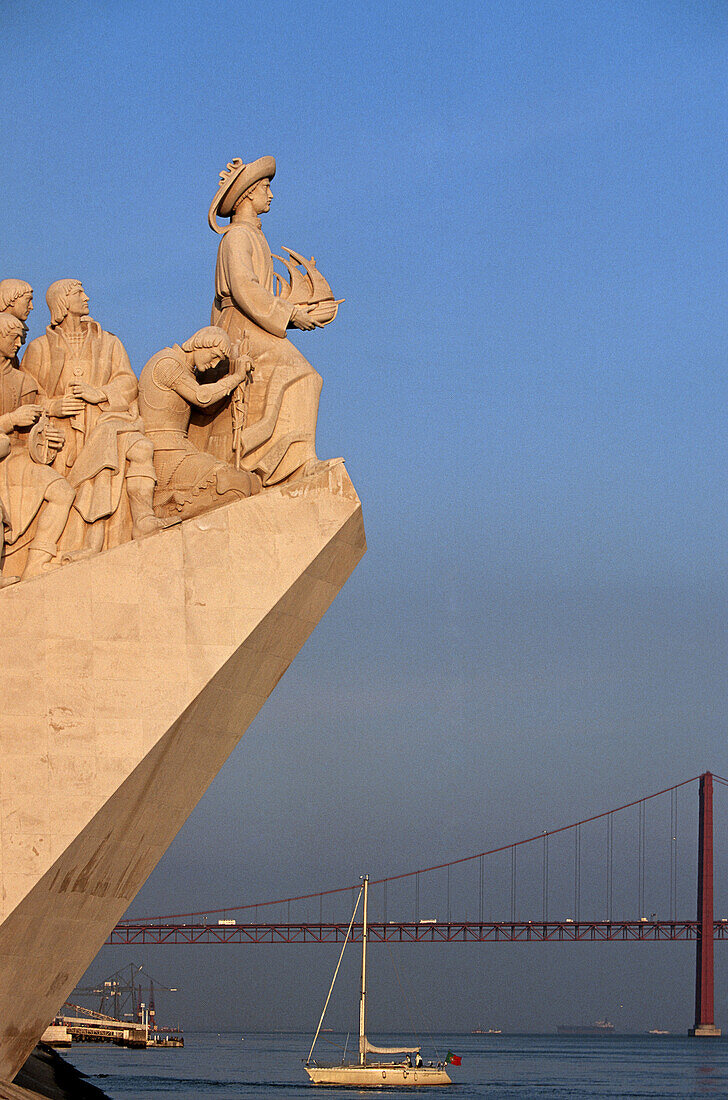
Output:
[{"left": 0, "top": 463, "right": 365, "bottom": 1079}]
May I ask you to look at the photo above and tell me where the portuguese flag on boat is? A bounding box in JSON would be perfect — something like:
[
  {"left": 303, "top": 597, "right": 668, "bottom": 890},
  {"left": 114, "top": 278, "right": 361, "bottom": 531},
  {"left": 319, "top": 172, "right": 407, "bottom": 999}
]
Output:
[{"left": 446, "top": 1051, "right": 462, "bottom": 1066}]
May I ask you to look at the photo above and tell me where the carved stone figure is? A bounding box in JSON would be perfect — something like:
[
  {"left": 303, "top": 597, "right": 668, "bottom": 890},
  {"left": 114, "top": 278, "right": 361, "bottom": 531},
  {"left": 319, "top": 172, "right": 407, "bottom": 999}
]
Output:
[
  {"left": 0, "top": 429, "right": 17, "bottom": 586},
  {"left": 138, "top": 326, "right": 261, "bottom": 520},
  {"left": 0, "top": 279, "right": 33, "bottom": 325},
  {"left": 195, "top": 156, "right": 340, "bottom": 486},
  {"left": 0, "top": 279, "right": 33, "bottom": 360},
  {"left": 0, "top": 314, "right": 75, "bottom": 580},
  {"left": 22, "top": 280, "right": 163, "bottom": 556}
]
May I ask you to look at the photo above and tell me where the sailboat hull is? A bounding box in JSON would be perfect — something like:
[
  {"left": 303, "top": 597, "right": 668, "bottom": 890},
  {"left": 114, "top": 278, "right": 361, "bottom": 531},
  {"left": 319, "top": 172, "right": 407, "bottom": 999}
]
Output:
[{"left": 305, "top": 1063, "right": 452, "bottom": 1087}]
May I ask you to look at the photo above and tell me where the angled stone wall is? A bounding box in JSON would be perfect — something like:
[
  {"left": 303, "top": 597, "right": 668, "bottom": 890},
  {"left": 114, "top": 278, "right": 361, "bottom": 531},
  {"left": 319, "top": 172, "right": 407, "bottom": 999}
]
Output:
[{"left": 0, "top": 463, "right": 365, "bottom": 1081}]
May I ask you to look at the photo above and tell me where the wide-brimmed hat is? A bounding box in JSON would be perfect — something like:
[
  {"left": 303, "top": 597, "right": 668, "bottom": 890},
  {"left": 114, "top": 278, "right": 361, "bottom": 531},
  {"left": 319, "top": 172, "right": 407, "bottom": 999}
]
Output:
[{"left": 208, "top": 156, "right": 276, "bottom": 234}]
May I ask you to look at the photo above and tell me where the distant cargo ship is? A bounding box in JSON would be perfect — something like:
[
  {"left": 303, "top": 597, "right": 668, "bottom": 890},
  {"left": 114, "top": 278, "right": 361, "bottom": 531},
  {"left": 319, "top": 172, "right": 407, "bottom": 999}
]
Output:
[
  {"left": 471, "top": 1026, "right": 502, "bottom": 1035},
  {"left": 557, "top": 1019, "right": 614, "bottom": 1036}
]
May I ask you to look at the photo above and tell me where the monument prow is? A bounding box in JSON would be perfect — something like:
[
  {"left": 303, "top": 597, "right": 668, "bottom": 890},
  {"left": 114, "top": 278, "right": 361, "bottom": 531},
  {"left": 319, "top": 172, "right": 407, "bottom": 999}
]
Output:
[{"left": 0, "top": 463, "right": 364, "bottom": 1080}]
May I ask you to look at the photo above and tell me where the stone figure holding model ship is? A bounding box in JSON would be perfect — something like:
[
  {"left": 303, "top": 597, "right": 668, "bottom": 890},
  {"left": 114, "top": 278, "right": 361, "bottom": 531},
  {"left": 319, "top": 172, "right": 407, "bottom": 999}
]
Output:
[
  {"left": 191, "top": 155, "right": 342, "bottom": 486},
  {"left": 138, "top": 325, "right": 261, "bottom": 520}
]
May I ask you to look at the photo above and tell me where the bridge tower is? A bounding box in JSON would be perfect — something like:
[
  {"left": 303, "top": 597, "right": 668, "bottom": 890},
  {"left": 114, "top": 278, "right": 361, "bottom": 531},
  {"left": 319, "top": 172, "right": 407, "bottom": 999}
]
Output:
[{"left": 689, "top": 771, "right": 721, "bottom": 1036}]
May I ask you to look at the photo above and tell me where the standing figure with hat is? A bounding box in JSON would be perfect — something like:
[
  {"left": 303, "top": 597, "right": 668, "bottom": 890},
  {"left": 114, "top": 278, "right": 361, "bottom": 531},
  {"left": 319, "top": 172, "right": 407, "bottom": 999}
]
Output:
[{"left": 193, "top": 156, "right": 339, "bottom": 487}]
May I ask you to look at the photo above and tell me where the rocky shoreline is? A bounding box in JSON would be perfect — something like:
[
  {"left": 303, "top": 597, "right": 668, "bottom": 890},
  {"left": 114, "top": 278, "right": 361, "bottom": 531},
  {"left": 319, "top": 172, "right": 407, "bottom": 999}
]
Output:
[{"left": 7, "top": 1044, "right": 110, "bottom": 1100}]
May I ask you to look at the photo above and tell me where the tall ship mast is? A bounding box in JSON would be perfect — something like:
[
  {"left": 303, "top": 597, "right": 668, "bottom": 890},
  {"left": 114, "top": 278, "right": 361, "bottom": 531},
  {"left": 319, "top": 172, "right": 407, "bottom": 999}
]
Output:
[{"left": 304, "top": 876, "right": 453, "bottom": 1088}]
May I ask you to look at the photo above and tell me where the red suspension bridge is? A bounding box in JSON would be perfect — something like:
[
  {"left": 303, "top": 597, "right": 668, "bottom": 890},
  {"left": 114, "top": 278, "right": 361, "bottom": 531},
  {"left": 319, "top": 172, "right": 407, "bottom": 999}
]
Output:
[{"left": 109, "top": 771, "right": 728, "bottom": 1036}]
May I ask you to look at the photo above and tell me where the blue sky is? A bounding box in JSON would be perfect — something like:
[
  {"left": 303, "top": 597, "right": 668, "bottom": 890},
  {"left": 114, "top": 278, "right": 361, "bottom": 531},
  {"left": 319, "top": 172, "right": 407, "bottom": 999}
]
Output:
[{"left": 5, "top": 0, "right": 728, "bottom": 1031}]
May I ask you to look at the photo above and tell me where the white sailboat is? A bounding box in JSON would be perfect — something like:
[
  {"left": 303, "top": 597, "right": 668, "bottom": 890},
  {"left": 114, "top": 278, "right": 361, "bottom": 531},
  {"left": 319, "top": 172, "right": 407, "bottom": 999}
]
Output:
[{"left": 304, "top": 876, "right": 452, "bottom": 1088}]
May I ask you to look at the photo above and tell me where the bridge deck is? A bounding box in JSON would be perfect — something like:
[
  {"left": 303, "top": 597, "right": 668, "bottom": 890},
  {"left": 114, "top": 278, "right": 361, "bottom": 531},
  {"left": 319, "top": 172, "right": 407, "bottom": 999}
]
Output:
[{"left": 107, "top": 919, "right": 728, "bottom": 945}]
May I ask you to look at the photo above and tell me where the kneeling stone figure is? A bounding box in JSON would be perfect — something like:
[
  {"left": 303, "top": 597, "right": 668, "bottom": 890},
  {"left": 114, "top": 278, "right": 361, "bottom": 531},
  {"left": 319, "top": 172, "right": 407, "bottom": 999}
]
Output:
[{"left": 138, "top": 326, "right": 261, "bottom": 520}]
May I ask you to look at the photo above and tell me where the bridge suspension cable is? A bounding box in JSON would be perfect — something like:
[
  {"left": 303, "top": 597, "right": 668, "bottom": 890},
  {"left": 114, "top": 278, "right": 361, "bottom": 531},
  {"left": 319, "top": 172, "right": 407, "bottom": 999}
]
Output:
[{"left": 120, "top": 773, "right": 702, "bottom": 925}]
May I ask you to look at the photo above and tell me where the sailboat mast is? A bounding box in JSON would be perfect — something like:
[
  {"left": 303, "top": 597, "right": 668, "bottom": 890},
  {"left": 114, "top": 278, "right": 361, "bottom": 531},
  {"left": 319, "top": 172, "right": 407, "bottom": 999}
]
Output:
[{"left": 359, "top": 875, "right": 368, "bottom": 1066}]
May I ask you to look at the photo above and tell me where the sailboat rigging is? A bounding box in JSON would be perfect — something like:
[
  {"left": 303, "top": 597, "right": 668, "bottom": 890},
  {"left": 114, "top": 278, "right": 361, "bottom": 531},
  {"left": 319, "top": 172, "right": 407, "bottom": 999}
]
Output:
[{"left": 304, "top": 876, "right": 452, "bottom": 1088}]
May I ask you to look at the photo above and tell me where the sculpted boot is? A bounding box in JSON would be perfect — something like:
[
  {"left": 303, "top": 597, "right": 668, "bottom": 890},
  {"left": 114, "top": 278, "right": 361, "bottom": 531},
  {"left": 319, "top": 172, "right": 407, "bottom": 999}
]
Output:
[
  {"left": 22, "top": 479, "right": 76, "bottom": 577},
  {"left": 126, "top": 437, "right": 164, "bottom": 539},
  {"left": 62, "top": 519, "right": 105, "bottom": 563},
  {"left": 127, "top": 475, "right": 164, "bottom": 538},
  {"left": 215, "top": 466, "right": 262, "bottom": 498},
  {"left": 22, "top": 547, "right": 56, "bottom": 579}
]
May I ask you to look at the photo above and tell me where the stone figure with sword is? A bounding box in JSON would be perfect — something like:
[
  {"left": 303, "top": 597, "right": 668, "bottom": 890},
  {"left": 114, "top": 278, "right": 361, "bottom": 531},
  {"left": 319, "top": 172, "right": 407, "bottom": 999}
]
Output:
[
  {"left": 230, "top": 332, "right": 253, "bottom": 471},
  {"left": 138, "top": 325, "right": 260, "bottom": 521}
]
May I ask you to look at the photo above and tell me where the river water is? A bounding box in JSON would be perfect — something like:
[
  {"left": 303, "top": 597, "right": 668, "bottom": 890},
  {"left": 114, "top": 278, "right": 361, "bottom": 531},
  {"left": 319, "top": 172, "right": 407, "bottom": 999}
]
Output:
[{"left": 63, "top": 1031, "right": 728, "bottom": 1097}]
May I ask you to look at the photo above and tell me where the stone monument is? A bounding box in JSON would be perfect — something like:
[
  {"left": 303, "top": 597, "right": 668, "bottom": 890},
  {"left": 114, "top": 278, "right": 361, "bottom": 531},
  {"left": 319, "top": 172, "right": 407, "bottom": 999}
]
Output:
[
  {"left": 196, "top": 156, "right": 341, "bottom": 486},
  {"left": 0, "top": 158, "right": 364, "bottom": 1088}
]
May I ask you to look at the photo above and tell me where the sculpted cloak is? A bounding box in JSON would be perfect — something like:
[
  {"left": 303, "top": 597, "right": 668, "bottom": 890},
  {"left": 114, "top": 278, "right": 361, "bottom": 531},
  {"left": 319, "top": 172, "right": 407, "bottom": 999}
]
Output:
[
  {"left": 189, "top": 213, "right": 322, "bottom": 485},
  {"left": 21, "top": 320, "right": 144, "bottom": 549},
  {"left": 0, "top": 364, "right": 71, "bottom": 557}
]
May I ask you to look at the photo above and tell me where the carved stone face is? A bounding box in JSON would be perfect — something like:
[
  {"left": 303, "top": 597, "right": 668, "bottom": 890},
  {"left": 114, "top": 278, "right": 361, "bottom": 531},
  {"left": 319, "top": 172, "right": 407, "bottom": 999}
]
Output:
[
  {"left": 9, "top": 291, "right": 32, "bottom": 322},
  {"left": 248, "top": 178, "right": 272, "bottom": 215},
  {"left": 67, "top": 285, "right": 90, "bottom": 318},
  {"left": 0, "top": 330, "right": 23, "bottom": 359},
  {"left": 192, "top": 346, "right": 226, "bottom": 372}
]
